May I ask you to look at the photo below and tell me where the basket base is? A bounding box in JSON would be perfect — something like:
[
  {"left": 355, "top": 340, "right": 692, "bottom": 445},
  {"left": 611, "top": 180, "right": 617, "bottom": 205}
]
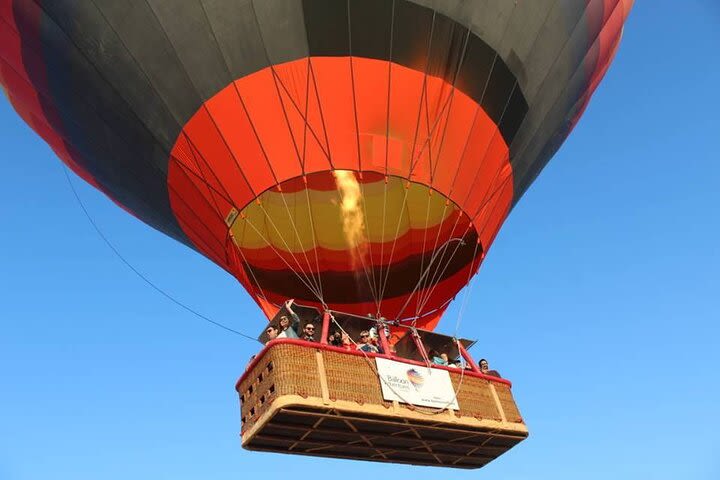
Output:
[{"left": 242, "top": 398, "right": 527, "bottom": 469}]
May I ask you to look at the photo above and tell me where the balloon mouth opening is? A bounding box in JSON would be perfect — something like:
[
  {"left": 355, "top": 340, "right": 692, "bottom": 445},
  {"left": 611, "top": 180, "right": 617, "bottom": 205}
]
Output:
[
  {"left": 225, "top": 169, "right": 481, "bottom": 317},
  {"left": 166, "top": 56, "right": 515, "bottom": 320}
]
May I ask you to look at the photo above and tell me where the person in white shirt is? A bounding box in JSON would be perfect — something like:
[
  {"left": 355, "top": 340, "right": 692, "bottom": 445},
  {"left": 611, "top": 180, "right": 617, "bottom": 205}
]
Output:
[{"left": 277, "top": 299, "right": 301, "bottom": 339}]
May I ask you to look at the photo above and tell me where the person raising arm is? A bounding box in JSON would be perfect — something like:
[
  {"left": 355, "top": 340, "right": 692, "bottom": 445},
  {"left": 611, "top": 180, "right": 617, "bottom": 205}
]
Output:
[{"left": 277, "top": 299, "right": 301, "bottom": 339}]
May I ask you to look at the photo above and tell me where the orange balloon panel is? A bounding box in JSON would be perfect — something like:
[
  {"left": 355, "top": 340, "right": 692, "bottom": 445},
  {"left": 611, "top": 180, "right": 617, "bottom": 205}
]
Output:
[
  {"left": 1, "top": 0, "right": 633, "bottom": 328},
  {"left": 167, "top": 57, "right": 512, "bottom": 323}
]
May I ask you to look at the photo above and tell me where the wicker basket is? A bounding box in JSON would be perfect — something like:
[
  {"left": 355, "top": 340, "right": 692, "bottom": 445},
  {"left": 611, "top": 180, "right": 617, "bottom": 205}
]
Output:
[{"left": 237, "top": 341, "right": 527, "bottom": 469}]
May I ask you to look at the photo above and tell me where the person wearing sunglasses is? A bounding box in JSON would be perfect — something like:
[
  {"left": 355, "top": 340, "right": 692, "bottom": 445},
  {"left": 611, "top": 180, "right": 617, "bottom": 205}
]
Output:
[
  {"left": 357, "top": 330, "right": 379, "bottom": 353},
  {"left": 301, "top": 323, "right": 317, "bottom": 342},
  {"left": 277, "top": 299, "right": 301, "bottom": 339},
  {"left": 265, "top": 326, "right": 279, "bottom": 345}
]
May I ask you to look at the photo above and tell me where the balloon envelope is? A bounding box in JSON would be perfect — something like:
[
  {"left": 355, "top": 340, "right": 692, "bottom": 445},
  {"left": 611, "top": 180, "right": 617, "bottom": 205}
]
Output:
[{"left": 0, "top": 0, "right": 633, "bottom": 328}]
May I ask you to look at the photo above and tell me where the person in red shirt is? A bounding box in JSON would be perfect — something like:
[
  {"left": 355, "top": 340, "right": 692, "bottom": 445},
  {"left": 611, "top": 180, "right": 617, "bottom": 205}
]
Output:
[{"left": 340, "top": 332, "right": 354, "bottom": 351}]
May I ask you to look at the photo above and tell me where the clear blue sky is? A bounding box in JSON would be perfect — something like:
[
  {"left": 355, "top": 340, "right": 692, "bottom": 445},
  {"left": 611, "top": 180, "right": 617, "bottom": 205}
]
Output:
[{"left": 1, "top": 2, "right": 718, "bottom": 479}]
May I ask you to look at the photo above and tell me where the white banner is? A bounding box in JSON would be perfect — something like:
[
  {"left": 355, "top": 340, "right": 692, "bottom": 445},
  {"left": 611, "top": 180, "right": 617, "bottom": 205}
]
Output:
[{"left": 375, "top": 358, "right": 459, "bottom": 410}]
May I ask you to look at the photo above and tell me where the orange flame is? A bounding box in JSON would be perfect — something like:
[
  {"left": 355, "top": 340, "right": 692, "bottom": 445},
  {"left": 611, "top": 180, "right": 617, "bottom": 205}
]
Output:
[{"left": 333, "top": 170, "right": 368, "bottom": 268}]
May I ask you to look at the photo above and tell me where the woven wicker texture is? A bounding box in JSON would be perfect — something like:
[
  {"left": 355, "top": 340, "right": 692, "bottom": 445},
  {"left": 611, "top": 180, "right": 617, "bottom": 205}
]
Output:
[
  {"left": 321, "top": 350, "right": 392, "bottom": 407},
  {"left": 238, "top": 344, "right": 527, "bottom": 468},
  {"left": 239, "top": 355, "right": 276, "bottom": 431},
  {"left": 494, "top": 384, "right": 524, "bottom": 423},
  {"left": 239, "top": 344, "right": 523, "bottom": 435},
  {"left": 270, "top": 344, "right": 321, "bottom": 398},
  {"left": 239, "top": 344, "right": 321, "bottom": 432},
  {"left": 451, "top": 374, "right": 503, "bottom": 421}
]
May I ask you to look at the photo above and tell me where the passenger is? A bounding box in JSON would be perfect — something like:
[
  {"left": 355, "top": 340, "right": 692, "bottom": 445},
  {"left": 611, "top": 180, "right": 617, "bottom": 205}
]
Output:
[
  {"left": 340, "top": 332, "right": 354, "bottom": 351},
  {"left": 277, "top": 299, "right": 300, "bottom": 339},
  {"left": 246, "top": 354, "right": 257, "bottom": 371},
  {"left": 429, "top": 349, "right": 447, "bottom": 365},
  {"left": 440, "top": 353, "right": 450, "bottom": 364},
  {"left": 371, "top": 336, "right": 384, "bottom": 354},
  {"left": 301, "top": 323, "right": 317, "bottom": 342},
  {"left": 369, "top": 324, "right": 391, "bottom": 341},
  {"left": 381, "top": 322, "right": 390, "bottom": 339},
  {"left": 328, "top": 330, "right": 343, "bottom": 347},
  {"left": 265, "top": 325, "right": 279, "bottom": 345},
  {"left": 479, "top": 358, "right": 502, "bottom": 378},
  {"left": 377, "top": 317, "right": 390, "bottom": 337},
  {"left": 449, "top": 359, "right": 463, "bottom": 369},
  {"left": 357, "top": 330, "right": 379, "bottom": 353},
  {"left": 368, "top": 328, "right": 384, "bottom": 354}
]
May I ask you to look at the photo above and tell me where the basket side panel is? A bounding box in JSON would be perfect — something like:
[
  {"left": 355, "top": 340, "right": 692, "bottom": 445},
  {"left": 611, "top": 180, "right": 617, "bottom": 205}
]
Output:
[
  {"left": 240, "top": 344, "right": 321, "bottom": 433},
  {"left": 494, "top": 384, "right": 523, "bottom": 423},
  {"left": 321, "top": 350, "right": 390, "bottom": 407},
  {"left": 451, "top": 373, "right": 504, "bottom": 421}
]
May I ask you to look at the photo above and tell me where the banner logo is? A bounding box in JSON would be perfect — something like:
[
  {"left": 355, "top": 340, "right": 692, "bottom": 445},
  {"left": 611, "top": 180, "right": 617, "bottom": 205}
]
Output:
[
  {"left": 406, "top": 368, "right": 425, "bottom": 391},
  {"left": 375, "top": 358, "right": 459, "bottom": 410}
]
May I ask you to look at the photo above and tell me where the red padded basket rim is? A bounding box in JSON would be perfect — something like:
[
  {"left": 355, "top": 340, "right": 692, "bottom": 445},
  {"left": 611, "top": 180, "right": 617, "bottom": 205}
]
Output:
[{"left": 235, "top": 338, "right": 512, "bottom": 391}]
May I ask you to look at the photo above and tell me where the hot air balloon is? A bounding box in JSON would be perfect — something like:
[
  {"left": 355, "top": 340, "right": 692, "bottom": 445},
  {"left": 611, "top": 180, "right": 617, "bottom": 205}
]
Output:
[{"left": 1, "top": 0, "right": 633, "bottom": 469}]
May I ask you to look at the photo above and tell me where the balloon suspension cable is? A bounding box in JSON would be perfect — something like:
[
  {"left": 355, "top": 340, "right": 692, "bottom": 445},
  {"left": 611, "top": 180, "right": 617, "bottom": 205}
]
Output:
[
  {"left": 392, "top": 237, "right": 466, "bottom": 323},
  {"left": 301, "top": 186, "right": 326, "bottom": 303},
  {"left": 275, "top": 187, "right": 325, "bottom": 301},
  {"left": 60, "top": 164, "right": 260, "bottom": 343},
  {"left": 454, "top": 240, "right": 482, "bottom": 339},
  {"left": 356, "top": 176, "right": 382, "bottom": 314},
  {"left": 410, "top": 327, "right": 432, "bottom": 369},
  {"left": 227, "top": 234, "right": 274, "bottom": 314},
  {"left": 253, "top": 202, "right": 324, "bottom": 301},
  {"left": 376, "top": 181, "right": 411, "bottom": 310},
  {"left": 240, "top": 214, "right": 325, "bottom": 304},
  {"left": 416, "top": 227, "right": 471, "bottom": 316},
  {"left": 414, "top": 213, "right": 467, "bottom": 317},
  {"left": 415, "top": 194, "right": 438, "bottom": 313}
]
